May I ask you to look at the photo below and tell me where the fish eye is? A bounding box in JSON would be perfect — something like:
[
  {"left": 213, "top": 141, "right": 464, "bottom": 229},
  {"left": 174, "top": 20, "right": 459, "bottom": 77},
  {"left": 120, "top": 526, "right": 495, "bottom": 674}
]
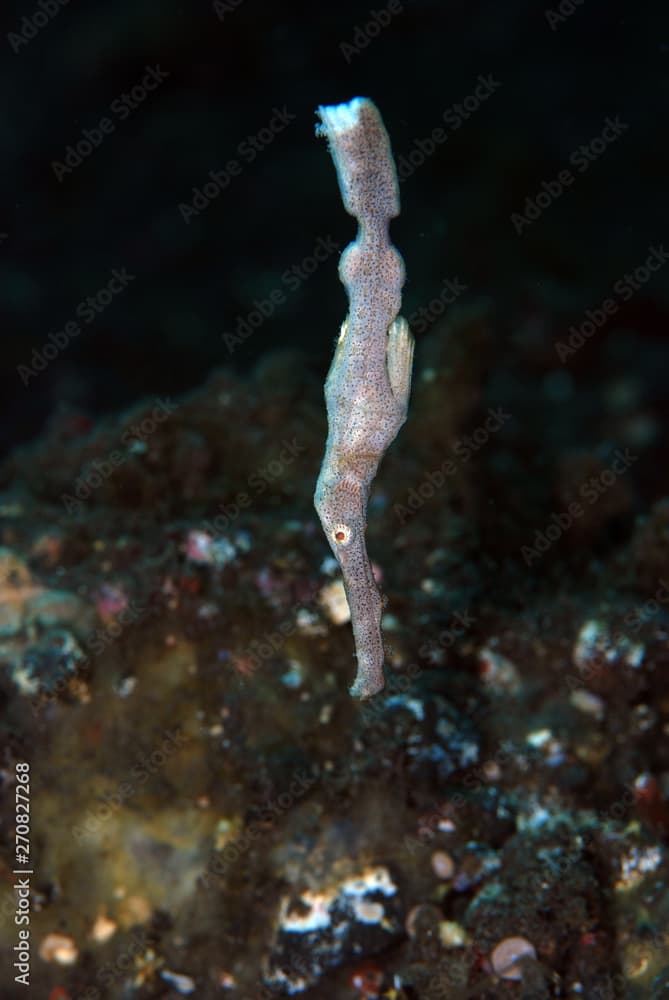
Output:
[{"left": 332, "top": 524, "right": 351, "bottom": 545}]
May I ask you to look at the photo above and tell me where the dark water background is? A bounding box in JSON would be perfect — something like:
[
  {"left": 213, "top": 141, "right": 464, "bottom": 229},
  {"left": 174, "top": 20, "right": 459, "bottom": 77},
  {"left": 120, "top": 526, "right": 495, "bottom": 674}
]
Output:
[{"left": 1, "top": 0, "right": 667, "bottom": 455}]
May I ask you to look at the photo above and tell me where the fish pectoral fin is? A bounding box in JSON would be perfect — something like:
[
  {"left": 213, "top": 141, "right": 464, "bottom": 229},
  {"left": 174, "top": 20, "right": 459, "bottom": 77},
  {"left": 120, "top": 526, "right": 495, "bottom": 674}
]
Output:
[
  {"left": 337, "top": 316, "right": 349, "bottom": 345},
  {"left": 386, "top": 316, "right": 414, "bottom": 413},
  {"left": 329, "top": 316, "right": 350, "bottom": 371}
]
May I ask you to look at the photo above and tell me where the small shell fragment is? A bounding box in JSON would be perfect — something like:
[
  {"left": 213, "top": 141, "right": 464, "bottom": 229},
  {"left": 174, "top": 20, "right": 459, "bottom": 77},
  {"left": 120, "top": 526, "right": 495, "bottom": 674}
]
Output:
[
  {"left": 431, "top": 850, "right": 455, "bottom": 880},
  {"left": 570, "top": 688, "right": 605, "bottom": 720},
  {"left": 39, "top": 932, "right": 79, "bottom": 965},
  {"left": 161, "top": 969, "right": 196, "bottom": 994},
  {"left": 90, "top": 912, "right": 117, "bottom": 943},
  {"left": 491, "top": 936, "right": 537, "bottom": 980},
  {"left": 439, "top": 920, "right": 467, "bottom": 947}
]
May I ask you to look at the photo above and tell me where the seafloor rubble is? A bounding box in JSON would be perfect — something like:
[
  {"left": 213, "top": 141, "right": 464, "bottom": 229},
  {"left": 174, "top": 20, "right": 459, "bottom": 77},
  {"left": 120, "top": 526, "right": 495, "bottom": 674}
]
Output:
[{"left": 1, "top": 300, "right": 669, "bottom": 999}]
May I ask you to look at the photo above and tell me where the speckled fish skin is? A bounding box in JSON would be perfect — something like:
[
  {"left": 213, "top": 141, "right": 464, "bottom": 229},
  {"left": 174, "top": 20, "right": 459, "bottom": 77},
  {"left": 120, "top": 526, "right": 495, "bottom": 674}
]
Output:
[{"left": 314, "top": 97, "right": 414, "bottom": 699}]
